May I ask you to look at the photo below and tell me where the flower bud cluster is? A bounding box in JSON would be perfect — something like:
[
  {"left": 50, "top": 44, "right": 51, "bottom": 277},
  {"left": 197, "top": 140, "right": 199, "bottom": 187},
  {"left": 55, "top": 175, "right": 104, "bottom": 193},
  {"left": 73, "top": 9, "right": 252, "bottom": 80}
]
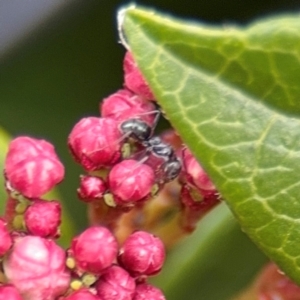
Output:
[
  {"left": 69, "top": 51, "right": 221, "bottom": 242},
  {"left": 1, "top": 136, "right": 166, "bottom": 299},
  {"left": 69, "top": 52, "right": 182, "bottom": 210},
  {"left": 0, "top": 50, "right": 223, "bottom": 300},
  {"left": 67, "top": 227, "right": 166, "bottom": 300},
  {"left": 1, "top": 137, "right": 70, "bottom": 300},
  {"left": 3, "top": 137, "right": 63, "bottom": 239}
]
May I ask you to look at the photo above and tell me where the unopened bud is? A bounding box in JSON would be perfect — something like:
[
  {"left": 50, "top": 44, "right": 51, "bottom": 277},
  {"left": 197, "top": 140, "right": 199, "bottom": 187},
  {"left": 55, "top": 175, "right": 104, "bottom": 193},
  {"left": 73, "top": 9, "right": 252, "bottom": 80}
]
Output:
[
  {"left": 3, "top": 236, "right": 70, "bottom": 300},
  {"left": 118, "top": 231, "right": 165, "bottom": 277},
  {"left": 96, "top": 265, "right": 135, "bottom": 300},
  {"left": 77, "top": 175, "right": 106, "bottom": 203},
  {"left": 68, "top": 117, "right": 122, "bottom": 171},
  {"left": 256, "top": 263, "right": 300, "bottom": 300},
  {"left": 180, "top": 148, "right": 216, "bottom": 197},
  {"left": 123, "top": 52, "right": 155, "bottom": 101},
  {"left": 108, "top": 160, "right": 155, "bottom": 206},
  {"left": 101, "top": 89, "right": 156, "bottom": 126},
  {"left": 4, "top": 137, "right": 65, "bottom": 198},
  {"left": 70, "top": 226, "right": 118, "bottom": 275},
  {"left": 24, "top": 199, "right": 61, "bottom": 238},
  {"left": 133, "top": 283, "right": 166, "bottom": 300}
]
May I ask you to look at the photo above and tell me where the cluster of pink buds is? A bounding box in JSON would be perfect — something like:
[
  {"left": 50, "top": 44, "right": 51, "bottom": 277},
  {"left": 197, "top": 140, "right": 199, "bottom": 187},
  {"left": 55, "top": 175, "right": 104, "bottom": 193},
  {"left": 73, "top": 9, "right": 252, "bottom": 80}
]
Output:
[
  {"left": 1, "top": 137, "right": 69, "bottom": 299},
  {"left": 0, "top": 50, "right": 223, "bottom": 299},
  {"left": 68, "top": 52, "right": 184, "bottom": 212},
  {"left": 66, "top": 227, "right": 166, "bottom": 300},
  {"left": 4, "top": 136, "right": 64, "bottom": 237},
  {"left": 68, "top": 52, "right": 184, "bottom": 219},
  {"left": 68, "top": 51, "right": 221, "bottom": 237},
  {"left": 0, "top": 136, "right": 166, "bottom": 299}
]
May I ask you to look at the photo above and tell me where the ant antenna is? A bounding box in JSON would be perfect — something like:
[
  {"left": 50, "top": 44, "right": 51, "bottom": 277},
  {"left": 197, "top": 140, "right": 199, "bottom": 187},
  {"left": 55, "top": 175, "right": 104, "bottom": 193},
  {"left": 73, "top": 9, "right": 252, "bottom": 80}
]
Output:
[{"left": 133, "top": 109, "right": 160, "bottom": 129}]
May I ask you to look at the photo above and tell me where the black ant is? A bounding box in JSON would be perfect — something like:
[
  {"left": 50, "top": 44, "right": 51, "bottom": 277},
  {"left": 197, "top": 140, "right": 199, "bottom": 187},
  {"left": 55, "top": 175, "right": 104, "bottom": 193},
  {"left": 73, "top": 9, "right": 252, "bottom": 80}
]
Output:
[
  {"left": 119, "top": 110, "right": 182, "bottom": 183},
  {"left": 142, "top": 136, "right": 182, "bottom": 183}
]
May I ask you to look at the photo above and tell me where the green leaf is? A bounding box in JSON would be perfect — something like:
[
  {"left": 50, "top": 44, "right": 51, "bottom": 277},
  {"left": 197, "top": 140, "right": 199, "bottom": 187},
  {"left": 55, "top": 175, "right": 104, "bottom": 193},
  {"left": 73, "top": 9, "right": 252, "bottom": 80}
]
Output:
[
  {"left": 151, "top": 203, "right": 267, "bottom": 300},
  {"left": 0, "top": 128, "right": 75, "bottom": 248},
  {"left": 122, "top": 8, "right": 300, "bottom": 283},
  {"left": 0, "top": 128, "right": 11, "bottom": 214}
]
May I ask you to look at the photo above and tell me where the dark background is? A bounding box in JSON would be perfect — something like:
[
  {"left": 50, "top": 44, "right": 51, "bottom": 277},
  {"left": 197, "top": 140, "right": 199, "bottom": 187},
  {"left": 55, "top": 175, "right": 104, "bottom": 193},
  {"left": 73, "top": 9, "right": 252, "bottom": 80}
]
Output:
[{"left": 1, "top": 0, "right": 298, "bottom": 229}]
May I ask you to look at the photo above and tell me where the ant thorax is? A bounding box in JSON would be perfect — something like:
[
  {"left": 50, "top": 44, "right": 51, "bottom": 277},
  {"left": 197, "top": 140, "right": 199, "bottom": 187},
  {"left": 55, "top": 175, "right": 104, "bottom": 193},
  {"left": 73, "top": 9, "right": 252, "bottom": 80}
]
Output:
[
  {"left": 144, "top": 137, "right": 174, "bottom": 160},
  {"left": 125, "top": 136, "right": 182, "bottom": 184}
]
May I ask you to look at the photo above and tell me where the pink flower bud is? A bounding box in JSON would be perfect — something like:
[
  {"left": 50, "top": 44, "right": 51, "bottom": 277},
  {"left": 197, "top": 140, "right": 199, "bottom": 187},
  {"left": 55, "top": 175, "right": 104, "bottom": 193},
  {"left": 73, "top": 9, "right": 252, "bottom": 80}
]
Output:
[
  {"left": 5, "top": 136, "right": 57, "bottom": 162},
  {"left": 3, "top": 236, "right": 71, "bottom": 300},
  {"left": 24, "top": 199, "right": 61, "bottom": 238},
  {"left": 70, "top": 226, "right": 118, "bottom": 274},
  {"left": 133, "top": 283, "right": 166, "bottom": 300},
  {"left": 0, "top": 285, "right": 23, "bottom": 300},
  {"left": 118, "top": 231, "right": 165, "bottom": 277},
  {"left": 254, "top": 263, "right": 300, "bottom": 300},
  {"left": 0, "top": 218, "right": 12, "bottom": 256},
  {"left": 77, "top": 175, "right": 107, "bottom": 203},
  {"left": 68, "top": 117, "right": 122, "bottom": 171},
  {"left": 63, "top": 289, "right": 101, "bottom": 300},
  {"left": 123, "top": 52, "right": 155, "bottom": 101},
  {"left": 96, "top": 265, "right": 135, "bottom": 300},
  {"left": 4, "top": 137, "right": 65, "bottom": 198},
  {"left": 181, "top": 184, "right": 220, "bottom": 212},
  {"left": 101, "top": 89, "right": 156, "bottom": 126},
  {"left": 180, "top": 148, "right": 216, "bottom": 196},
  {"left": 108, "top": 160, "right": 155, "bottom": 206}
]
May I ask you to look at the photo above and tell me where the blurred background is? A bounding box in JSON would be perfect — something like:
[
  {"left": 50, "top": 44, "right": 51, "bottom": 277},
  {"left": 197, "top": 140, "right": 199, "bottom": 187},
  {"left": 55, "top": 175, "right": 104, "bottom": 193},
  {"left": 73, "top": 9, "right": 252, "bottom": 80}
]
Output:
[{"left": 0, "top": 1, "right": 299, "bottom": 299}]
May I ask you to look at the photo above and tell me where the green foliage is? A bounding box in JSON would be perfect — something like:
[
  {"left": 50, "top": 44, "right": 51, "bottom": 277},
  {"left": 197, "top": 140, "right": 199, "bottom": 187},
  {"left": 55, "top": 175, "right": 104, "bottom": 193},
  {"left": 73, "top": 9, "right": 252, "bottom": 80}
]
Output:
[
  {"left": 0, "top": 128, "right": 11, "bottom": 214},
  {"left": 122, "top": 7, "right": 300, "bottom": 283}
]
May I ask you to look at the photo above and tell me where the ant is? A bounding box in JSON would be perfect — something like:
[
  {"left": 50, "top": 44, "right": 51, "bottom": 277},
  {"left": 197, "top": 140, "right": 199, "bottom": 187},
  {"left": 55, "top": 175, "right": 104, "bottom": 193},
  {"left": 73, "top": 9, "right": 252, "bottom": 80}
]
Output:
[
  {"left": 119, "top": 111, "right": 182, "bottom": 183},
  {"left": 143, "top": 136, "right": 182, "bottom": 183}
]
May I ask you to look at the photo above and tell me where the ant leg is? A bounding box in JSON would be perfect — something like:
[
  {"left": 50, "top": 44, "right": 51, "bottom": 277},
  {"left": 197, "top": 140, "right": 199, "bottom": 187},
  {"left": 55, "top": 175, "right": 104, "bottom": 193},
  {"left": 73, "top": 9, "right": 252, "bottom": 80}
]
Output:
[
  {"left": 137, "top": 153, "right": 151, "bottom": 165},
  {"left": 136, "top": 109, "right": 161, "bottom": 129},
  {"left": 86, "top": 130, "right": 132, "bottom": 157}
]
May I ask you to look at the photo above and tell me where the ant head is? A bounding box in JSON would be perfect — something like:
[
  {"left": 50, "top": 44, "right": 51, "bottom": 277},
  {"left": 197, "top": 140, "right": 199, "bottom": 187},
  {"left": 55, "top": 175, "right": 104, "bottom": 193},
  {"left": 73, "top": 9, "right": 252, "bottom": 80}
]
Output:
[{"left": 120, "top": 119, "right": 152, "bottom": 142}]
